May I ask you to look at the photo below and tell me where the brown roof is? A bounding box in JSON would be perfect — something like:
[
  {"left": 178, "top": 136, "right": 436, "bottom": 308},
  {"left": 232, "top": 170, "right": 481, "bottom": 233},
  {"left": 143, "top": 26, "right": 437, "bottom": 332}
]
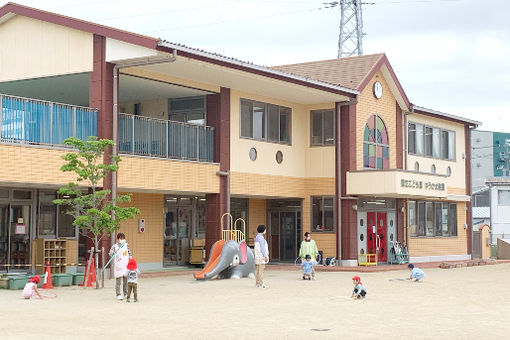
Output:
[{"left": 271, "top": 53, "right": 385, "bottom": 91}]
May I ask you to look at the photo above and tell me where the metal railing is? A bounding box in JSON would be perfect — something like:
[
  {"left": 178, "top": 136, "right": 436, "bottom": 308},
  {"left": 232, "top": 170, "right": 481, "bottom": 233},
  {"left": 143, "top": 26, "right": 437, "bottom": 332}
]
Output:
[
  {"left": 0, "top": 94, "right": 98, "bottom": 146},
  {"left": 118, "top": 113, "right": 214, "bottom": 162}
]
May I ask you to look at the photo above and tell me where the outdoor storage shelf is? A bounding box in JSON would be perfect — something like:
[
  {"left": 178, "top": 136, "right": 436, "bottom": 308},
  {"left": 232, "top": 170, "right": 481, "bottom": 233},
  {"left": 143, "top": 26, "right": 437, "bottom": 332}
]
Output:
[
  {"left": 52, "top": 273, "right": 72, "bottom": 287},
  {"left": 35, "top": 239, "right": 67, "bottom": 275}
]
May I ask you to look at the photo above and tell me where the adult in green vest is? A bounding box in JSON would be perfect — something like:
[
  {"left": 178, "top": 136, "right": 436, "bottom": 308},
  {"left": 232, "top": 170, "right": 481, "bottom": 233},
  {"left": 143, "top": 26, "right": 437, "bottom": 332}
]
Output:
[{"left": 298, "top": 232, "right": 319, "bottom": 279}]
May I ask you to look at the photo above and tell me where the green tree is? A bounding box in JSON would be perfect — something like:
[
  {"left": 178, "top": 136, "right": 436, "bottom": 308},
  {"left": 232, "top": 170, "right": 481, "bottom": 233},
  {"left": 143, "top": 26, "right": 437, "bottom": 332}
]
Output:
[{"left": 54, "top": 137, "right": 139, "bottom": 288}]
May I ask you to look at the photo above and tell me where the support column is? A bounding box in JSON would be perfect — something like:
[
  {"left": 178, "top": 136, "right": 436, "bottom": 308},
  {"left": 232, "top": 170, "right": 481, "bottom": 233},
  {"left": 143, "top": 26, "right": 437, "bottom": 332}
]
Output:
[
  {"left": 204, "top": 88, "right": 230, "bottom": 256},
  {"left": 89, "top": 34, "right": 114, "bottom": 258},
  {"left": 465, "top": 126, "right": 473, "bottom": 256},
  {"left": 338, "top": 101, "right": 358, "bottom": 262}
]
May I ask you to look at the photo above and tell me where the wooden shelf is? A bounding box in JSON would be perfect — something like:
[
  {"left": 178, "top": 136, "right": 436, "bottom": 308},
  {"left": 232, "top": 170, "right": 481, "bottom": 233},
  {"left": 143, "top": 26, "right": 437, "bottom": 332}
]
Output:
[{"left": 35, "top": 239, "right": 67, "bottom": 274}]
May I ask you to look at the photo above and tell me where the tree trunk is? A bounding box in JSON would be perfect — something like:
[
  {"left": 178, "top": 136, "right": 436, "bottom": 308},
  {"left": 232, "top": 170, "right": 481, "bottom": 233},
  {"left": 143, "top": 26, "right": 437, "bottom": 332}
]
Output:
[{"left": 94, "top": 237, "right": 100, "bottom": 289}]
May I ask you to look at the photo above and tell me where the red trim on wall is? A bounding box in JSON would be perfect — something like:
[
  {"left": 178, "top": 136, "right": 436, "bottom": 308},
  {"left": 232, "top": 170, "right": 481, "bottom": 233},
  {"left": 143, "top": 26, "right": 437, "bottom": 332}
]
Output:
[
  {"left": 357, "top": 54, "right": 411, "bottom": 110},
  {"left": 396, "top": 101, "right": 404, "bottom": 169},
  {"left": 0, "top": 3, "right": 159, "bottom": 49},
  {"left": 339, "top": 103, "right": 357, "bottom": 260},
  {"left": 465, "top": 126, "right": 472, "bottom": 255}
]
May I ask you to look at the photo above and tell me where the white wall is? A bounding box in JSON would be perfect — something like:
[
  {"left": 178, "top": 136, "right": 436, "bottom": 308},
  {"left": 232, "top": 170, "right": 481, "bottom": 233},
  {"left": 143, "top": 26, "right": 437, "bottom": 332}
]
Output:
[{"left": 490, "top": 185, "right": 510, "bottom": 236}]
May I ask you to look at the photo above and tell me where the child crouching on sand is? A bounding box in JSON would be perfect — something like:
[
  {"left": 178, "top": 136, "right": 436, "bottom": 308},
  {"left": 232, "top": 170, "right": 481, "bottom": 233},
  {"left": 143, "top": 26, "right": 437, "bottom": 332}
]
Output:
[
  {"left": 408, "top": 264, "right": 425, "bottom": 282},
  {"left": 22, "top": 276, "right": 42, "bottom": 299},
  {"left": 351, "top": 276, "right": 366, "bottom": 299}
]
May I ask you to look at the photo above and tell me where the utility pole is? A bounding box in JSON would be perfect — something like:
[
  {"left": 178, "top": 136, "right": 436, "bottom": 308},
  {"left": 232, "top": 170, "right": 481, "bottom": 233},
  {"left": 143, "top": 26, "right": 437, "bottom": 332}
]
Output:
[{"left": 330, "top": 0, "right": 365, "bottom": 58}]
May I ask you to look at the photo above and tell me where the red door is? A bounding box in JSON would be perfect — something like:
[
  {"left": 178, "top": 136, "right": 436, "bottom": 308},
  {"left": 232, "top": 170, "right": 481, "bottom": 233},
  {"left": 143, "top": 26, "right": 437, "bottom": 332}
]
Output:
[
  {"left": 376, "top": 212, "right": 387, "bottom": 262},
  {"left": 366, "top": 212, "right": 377, "bottom": 256},
  {"left": 366, "top": 212, "right": 387, "bottom": 262}
]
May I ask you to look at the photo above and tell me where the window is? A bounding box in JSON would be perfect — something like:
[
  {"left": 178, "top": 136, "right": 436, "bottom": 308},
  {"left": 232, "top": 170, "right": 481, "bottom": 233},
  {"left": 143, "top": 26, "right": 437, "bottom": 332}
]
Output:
[
  {"left": 230, "top": 198, "right": 249, "bottom": 235},
  {"left": 363, "top": 115, "right": 389, "bottom": 169},
  {"left": 408, "top": 122, "right": 455, "bottom": 160},
  {"left": 498, "top": 190, "right": 510, "bottom": 206},
  {"left": 431, "top": 164, "right": 436, "bottom": 174},
  {"left": 310, "top": 109, "right": 334, "bottom": 146},
  {"left": 414, "top": 162, "right": 420, "bottom": 172},
  {"left": 38, "top": 191, "right": 76, "bottom": 238},
  {"left": 311, "top": 196, "right": 335, "bottom": 232},
  {"left": 410, "top": 200, "right": 457, "bottom": 237},
  {"left": 169, "top": 96, "right": 206, "bottom": 125},
  {"left": 241, "top": 99, "right": 291, "bottom": 144}
]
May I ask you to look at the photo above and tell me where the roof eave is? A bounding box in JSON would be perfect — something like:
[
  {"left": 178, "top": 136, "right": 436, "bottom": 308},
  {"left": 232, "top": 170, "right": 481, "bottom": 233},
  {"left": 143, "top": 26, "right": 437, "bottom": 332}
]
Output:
[
  {"left": 411, "top": 105, "right": 481, "bottom": 127},
  {"left": 157, "top": 41, "right": 359, "bottom": 99}
]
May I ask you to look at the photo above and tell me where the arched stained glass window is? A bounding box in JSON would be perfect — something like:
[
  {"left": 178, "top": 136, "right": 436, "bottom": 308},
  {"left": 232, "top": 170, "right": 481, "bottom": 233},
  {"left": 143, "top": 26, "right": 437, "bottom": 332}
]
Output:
[{"left": 363, "top": 114, "right": 389, "bottom": 169}]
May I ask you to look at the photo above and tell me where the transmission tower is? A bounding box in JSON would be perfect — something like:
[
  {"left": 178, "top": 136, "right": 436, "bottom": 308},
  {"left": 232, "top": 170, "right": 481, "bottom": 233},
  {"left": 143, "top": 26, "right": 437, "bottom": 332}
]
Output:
[{"left": 336, "top": 0, "right": 365, "bottom": 58}]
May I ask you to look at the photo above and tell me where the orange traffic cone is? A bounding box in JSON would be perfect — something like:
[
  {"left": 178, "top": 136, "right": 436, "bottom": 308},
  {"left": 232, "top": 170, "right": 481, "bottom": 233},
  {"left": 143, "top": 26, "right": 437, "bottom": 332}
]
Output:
[
  {"left": 42, "top": 262, "right": 53, "bottom": 289},
  {"left": 80, "top": 259, "right": 96, "bottom": 288}
]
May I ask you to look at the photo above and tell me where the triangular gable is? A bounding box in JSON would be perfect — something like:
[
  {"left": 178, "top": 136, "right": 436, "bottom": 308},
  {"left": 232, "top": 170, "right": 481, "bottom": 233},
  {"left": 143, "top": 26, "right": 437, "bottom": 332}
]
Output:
[{"left": 0, "top": 2, "right": 159, "bottom": 49}]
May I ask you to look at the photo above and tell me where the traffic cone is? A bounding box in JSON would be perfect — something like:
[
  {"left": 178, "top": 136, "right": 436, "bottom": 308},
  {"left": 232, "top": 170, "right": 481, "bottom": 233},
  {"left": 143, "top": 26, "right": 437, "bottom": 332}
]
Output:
[
  {"left": 80, "top": 259, "right": 96, "bottom": 288},
  {"left": 42, "top": 262, "right": 53, "bottom": 289}
]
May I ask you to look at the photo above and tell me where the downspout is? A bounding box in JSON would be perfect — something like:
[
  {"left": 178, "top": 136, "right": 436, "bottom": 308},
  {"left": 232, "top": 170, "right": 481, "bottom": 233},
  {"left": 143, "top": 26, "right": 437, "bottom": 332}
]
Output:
[{"left": 110, "top": 49, "right": 177, "bottom": 275}]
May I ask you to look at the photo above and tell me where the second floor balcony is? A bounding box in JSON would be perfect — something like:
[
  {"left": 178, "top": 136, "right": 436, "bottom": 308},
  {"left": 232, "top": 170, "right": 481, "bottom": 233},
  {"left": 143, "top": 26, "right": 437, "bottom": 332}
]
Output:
[{"left": 118, "top": 113, "right": 214, "bottom": 163}]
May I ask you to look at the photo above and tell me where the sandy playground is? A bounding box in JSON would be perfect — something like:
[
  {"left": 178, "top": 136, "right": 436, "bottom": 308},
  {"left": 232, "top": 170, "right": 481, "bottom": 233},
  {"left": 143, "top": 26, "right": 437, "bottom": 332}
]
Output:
[{"left": 1, "top": 264, "right": 509, "bottom": 340}]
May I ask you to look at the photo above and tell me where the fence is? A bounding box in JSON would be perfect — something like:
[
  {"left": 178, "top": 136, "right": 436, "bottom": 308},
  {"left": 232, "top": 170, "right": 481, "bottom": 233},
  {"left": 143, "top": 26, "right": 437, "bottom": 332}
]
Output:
[
  {"left": 0, "top": 94, "right": 98, "bottom": 146},
  {"left": 118, "top": 113, "right": 214, "bottom": 162}
]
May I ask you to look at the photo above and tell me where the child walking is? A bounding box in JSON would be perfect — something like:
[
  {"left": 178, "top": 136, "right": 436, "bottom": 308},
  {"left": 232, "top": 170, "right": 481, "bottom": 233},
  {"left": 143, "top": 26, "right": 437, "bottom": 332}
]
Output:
[
  {"left": 126, "top": 258, "right": 141, "bottom": 303},
  {"left": 109, "top": 232, "right": 132, "bottom": 300},
  {"left": 254, "top": 224, "right": 269, "bottom": 288},
  {"left": 351, "top": 275, "right": 367, "bottom": 299},
  {"left": 408, "top": 264, "right": 425, "bottom": 281},
  {"left": 301, "top": 254, "right": 315, "bottom": 280},
  {"left": 298, "top": 232, "right": 319, "bottom": 280},
  {"left": 22, "top": 276, "right": 42, "bottom": 299}
]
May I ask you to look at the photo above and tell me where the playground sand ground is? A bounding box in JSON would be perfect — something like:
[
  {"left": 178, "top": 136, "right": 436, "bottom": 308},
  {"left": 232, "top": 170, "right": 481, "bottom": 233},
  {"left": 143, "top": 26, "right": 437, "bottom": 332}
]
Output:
[{"left": 1, "top": 264, "right": 509, "bottom": 339}]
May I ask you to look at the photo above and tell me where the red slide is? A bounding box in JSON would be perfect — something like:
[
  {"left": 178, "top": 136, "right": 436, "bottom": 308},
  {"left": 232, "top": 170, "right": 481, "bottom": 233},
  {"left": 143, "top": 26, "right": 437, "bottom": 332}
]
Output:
[{"left": 193, "top": 240, "right": 226, "bottom": 280}]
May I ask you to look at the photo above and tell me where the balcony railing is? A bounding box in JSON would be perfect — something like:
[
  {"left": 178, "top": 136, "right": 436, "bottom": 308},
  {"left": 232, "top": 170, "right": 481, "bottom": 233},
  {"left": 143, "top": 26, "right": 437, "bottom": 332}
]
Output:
[
  {"left": 0, "top": 94, "right": 98, "bottom": 146},
  {"left": 118, "top": 113, "right": 214, "bottom": 162}
]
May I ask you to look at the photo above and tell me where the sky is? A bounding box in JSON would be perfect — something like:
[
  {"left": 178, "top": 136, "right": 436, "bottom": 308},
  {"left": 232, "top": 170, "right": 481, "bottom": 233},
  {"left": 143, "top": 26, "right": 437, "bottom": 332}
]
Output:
[{"left": 3, "top": 0, "right": 510, "bottom": 132}]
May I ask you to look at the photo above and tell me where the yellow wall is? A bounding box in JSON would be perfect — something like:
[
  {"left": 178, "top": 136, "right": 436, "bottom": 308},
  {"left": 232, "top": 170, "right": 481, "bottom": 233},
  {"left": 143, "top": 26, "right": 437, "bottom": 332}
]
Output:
[
  {"left": 406, "top": 114, "right": 466, "bottom": 192},
  {"left": 118, "top": 192, "right": 164, "bottom": 264},
  {"left": 356, "top": 70, "right": 398, "bottom": 170},
  {"left": 118, "top": 155, "right": 219, "bottom": 194},
  {"left": 0, "top": 15, "right": 93, "bottom": 82},
  {"left": 0, "top": 144, "right": 76, "bottom": 187},
  {"left": 408, "top": 202, "right": 467, "bottom": 257}
]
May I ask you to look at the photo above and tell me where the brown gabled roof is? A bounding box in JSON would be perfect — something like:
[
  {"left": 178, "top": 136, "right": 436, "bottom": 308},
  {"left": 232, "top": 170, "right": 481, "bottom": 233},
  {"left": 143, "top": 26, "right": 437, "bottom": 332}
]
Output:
[{"left": 271, "top": 53, "right": 385, "bottom": 91}]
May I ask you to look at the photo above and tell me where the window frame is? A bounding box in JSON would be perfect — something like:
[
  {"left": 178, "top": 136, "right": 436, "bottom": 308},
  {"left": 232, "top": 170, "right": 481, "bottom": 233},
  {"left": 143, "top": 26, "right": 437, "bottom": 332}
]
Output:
[
  {"left": 408, "top": 122, "right": 456, "bottom": 161},
  {"left": 37, "top": 190, "right": 77, "bottom": 239},
  {"left": 310, "top": 196, "right": 336, "bottom": 233},
  {"left": 409, "top": 200, "right": 458, "bottom": 238},
  {"left": 363, "top": 114, "right": 390, "bottom": 169},
  {"left": 310, "top": 109, "right": 335, "bottom": 146},
  {"left": 240, "top": 98, "right": 292, "bottom": 145}
]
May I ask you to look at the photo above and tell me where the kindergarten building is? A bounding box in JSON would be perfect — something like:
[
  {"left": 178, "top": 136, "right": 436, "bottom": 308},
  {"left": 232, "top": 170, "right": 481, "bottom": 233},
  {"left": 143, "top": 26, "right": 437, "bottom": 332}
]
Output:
[{"left": 0, "top": 3, "right": 479, "bottom": 272}]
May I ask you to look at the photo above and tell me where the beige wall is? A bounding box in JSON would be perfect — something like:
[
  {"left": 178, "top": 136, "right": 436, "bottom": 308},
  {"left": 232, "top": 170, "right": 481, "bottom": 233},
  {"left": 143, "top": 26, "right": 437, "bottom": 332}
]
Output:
[
  {"left": 120, "top": 98, "right": 168, "bottom": 119},
  {"left": 118, "top": 155, "right": 219, "bottom": 194},
  {"left": 408, "top": 202, "right": 467, "bottom": 257},
  {"left": 406, "top": 114, "right": 466, "bottom": 192},
  {"left": 0, "top": 144, "right": 77, "bottom": 187},
  {"left": 356, "top": 70, "right": 398, "bottom": 170},
  {"left": 0, "top": 15, "right": 93, "bottom": 82},
  {"left": 118, "top": 192, "right": 164, "bottom": 265},
  {"left": 248, "top": 198, "right": 266, "bottom": 245}
]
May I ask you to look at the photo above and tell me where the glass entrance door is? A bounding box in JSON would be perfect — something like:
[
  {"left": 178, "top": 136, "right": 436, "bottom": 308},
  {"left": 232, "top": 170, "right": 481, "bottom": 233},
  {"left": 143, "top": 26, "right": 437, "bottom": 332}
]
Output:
[
  {"left": 269, "top": 210, "right": 301, "bottom": 262},
  {"left": 163, "top": 207, "right": 192, "bottom": 266}
]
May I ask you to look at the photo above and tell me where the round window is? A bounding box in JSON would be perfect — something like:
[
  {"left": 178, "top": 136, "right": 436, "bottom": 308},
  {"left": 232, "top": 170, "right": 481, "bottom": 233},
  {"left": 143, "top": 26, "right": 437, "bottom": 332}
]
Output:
[
  {"left": 360, "top": 234, "right": 364, "bottom": 241},
  {"left": 414, "top": 161, "right": 420, "bottom": 172},
  {"left": 249, "top": 147, "right": 257, "bottom": 161},
  {"left": 431, "top": 164, "right": 436, "bottom": 174},
  {"left": 390, "top": 219, "right": 394, "bottom": 227},
  {"left": 360, "top": 248, "right": 365, "bottom": 254},
  {"left": 390, "top": 233, "right": 394, "bottom": 241},
  {"left": 276, "top": 150, "right": 283, "bottom": 164},
  {"left": 360, "top": 219, "right": 364, "bottom": 227},
  {"left": 446, "top": 166, "right": 451, "bottom": 177}
]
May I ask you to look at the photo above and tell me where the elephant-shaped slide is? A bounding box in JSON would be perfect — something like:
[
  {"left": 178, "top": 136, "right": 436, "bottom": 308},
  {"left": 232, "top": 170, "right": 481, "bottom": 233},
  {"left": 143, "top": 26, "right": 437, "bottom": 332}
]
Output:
[{"left": 193, "top": 240, "right": 255, "bottom": 280}]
